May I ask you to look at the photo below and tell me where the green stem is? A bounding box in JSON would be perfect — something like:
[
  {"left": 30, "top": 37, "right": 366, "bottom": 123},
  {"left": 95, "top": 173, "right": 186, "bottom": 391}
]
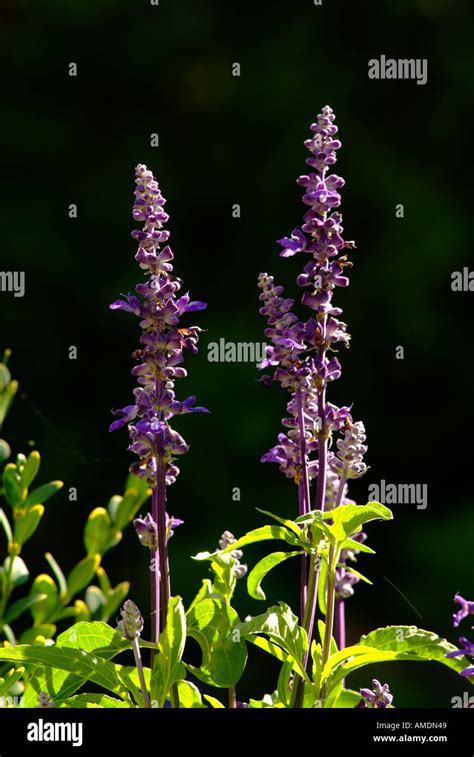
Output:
[
  {"left": 321, "top": 545, "right": 338, "bottom": 698},
  {"left": 291, "top": 553, "right": 317, "bottom": 708},
  {"left": 228, "top": 686, "right": 237, "bottom": 708},
  {"left": 132, "top": 638, "right": 151, "bottom": 708}
]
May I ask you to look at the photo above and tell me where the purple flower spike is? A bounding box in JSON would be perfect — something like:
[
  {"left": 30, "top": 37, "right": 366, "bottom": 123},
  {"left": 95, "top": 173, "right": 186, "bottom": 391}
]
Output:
[
  {"left": 110, "top": 164, "right": 208, "bottom": 487},
  {"left": 452, "top": 593, "right": 474, "bottom": 627}
]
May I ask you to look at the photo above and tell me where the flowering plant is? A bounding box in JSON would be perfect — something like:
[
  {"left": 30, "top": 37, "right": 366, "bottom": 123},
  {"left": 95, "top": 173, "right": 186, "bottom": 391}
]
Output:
[{"left": 0, "top": 110, "right": 472, "bottom": 709}]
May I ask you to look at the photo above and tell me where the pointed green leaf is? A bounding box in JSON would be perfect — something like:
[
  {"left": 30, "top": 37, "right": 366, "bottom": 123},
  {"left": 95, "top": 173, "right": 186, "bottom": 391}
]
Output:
[
  {"left": 247, "top": 551, "right": 302, "bottom": 600},
  {"left": 4, "top": 593, "right": 47, "bottom": 624},
  {"left": 66, "top": 554, "right": 101, "bottom": 599},
  {"left": 20, "top": 451, "right": 41, "bottom": 488},
  {"left": 0, "top": 645, "right": 128, "bottom": 699},
  {"left": 58, "top": 693, "right": 130, "bottom": 708},
  {"left": 14, "top": 504, "right": 44, "bottom": 546},
  {"left": 24, "top": 480, "right": 63, "bottom": 508},
  {"left": 151, "top": 596, "right": 186, "bottom": 707},
  {"left": 256, "top": 509, "right": 304, "bottom": 540},
  {"left": 84, "top": 508, "right": 113, "bottom": 555}
]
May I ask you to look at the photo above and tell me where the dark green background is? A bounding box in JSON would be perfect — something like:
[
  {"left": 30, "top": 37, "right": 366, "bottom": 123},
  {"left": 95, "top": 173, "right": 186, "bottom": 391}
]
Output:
[{"left": 1, "top": 0, "right": 473, "bottom": 706}]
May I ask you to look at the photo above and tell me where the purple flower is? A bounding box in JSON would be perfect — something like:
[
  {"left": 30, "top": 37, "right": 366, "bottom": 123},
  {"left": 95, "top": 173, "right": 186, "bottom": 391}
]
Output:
[
  {"left": 134, "top": 511, "right": 184, "bottom": 550},
  {"left": 357, "top": 679, "right": 393, "bottom": 708},
  {"left": 446, "top": 637, "right": 474, "bottom": 658},
  {"left": 445, "top": 636, "right": 474, "bottom": 678},
  {"left": 452, "top": 593, "right": 474, "bottom": 628},
  {"left": 133, "top": 512, "right": 158, "bottom": 550},
  {"left": 110, "top": 164, "right": 208, "bottom": 486}
]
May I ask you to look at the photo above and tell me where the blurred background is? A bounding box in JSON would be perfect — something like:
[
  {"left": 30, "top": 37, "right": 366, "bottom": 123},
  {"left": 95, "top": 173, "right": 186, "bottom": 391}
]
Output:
[{"left": 1, "top": 0, "right": 473, "bottom": 706}]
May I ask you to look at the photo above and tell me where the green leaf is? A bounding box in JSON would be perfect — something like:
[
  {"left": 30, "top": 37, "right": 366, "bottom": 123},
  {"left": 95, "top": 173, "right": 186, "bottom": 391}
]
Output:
[
  {"left": 325, "top": 626, "right": 474, "bottom": 693},
  {"left": 85, "top": 586, "right": 107, "bottom": 619},
  {"left": 4, "top": 593, "right": 47, "bottom": 624},
  {"left": 360, "top": 626, "right": 473, "bottom": 679},
  {"left": 0, "top": 667, "right": 25, "bottom": 697},
  {"left": 84, "top": 508, "right": 113, "bottom": 555},
  {"left": 332, "top": 688, "right": 362, "bottom": 708},
  {"left": 45, "top": 553, "right": 67, "bottom": 597},
  {"left": 58, "top": 693, "right": 130, "bottom": 709},
  {"left": 246, "top": 635, "right": 293, "bottom": 665},
  {"left": 236, "top": 602, "right": 309, "bottom": 682},
  {"left": 324, "top": 501, "right": 393, "bottom": 543},
  {"left": 0, "top": 379, "right": 18, "bottom": 426},
  {"left": 0, "top": 439, "right": 11, "bottom": 463},
  {"left": 23, "top": 621, "right": 131, "bottom": 707},
  {"left": 103, "top": 581, "right": 130, "bottom": 621},
  {"left": 209, "top": 553, "right": 237, "bottom": 603},
  {"left": 20, "top": 624, "right": 56, "bottom": 644},
  {"left": 203, "top": 694, "right": 225, "bottom": 708},
  {"left": 14, "top": 504, "right": 44, "bottom": 546},
  {"left": 112, "top": 486, "right": 148, "bottom": 532},
  {"left": 0, "top": 507, "right": 12, "bottom": 542},
  {"left": 66, "top": 554, "right": 101, "bottom": 599},
  {"left": 0, "top": 645, "right": 128, "bottom": 699},
  {"left": 176, "top": 680, "right": 207, "bottom": 709},
  {"left": 317, "top": 553, "right": 328, "bottom": 615},
  {"left": 20, "top": 451, "right": 41, "bottom": 489},
  {"left": 30, "top": 574, "right": 59, "bottom": 623},
  {"left": 2, "top": 464, "right": 26, "bottom": 508},
  {"left": 117, "top": 665, "right": 150, "bottom": 707},
  {"left": 186, "top": 598, "right": 247, "bottom": 688},
  {"left": 24, "top": 480, "right": 63, "bottom": 508},
  {"left": 339, "top": 564, "right": 372, "bottom": 585},
  {"left": 151, "top": 596, "right": 186, "bottom": 707},
  {"left": 193, "top": 525, "right": 300, "bottom": 560},
  {"left": 247, "top": 551, "right": 302, "bottom": 600},
  {"left": 277, "top": 660, "right": 294, "bottom": 707},
  {"left": 340, "top": 538, "right": 376, "bottom": 555},
  {"left": 124, "top": 472, "right": 151, "bottom": 506},
  {"left": 256, "top": 508, "right": 305, "bottom": 540},
  {"left": 3, "top": 555, "right": 29, "bottom": 587}
]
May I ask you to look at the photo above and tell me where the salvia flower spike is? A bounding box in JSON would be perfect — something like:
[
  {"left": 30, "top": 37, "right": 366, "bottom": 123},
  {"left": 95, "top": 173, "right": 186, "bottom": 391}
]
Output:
[
  {"left": 258, "top": 106, "right": 367, "bottom": 649},
  {"left": 110, "top": 165, "right": 207, "bottom": 651}
]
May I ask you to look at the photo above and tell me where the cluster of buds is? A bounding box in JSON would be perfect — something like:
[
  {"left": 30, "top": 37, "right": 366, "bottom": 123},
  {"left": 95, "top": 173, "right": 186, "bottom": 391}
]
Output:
[
  {"left": 218, "top": 531, "right": 247, "bottom": 579},
  {"left": 118, "top": 599, "right": 144, "bottom": 641}
]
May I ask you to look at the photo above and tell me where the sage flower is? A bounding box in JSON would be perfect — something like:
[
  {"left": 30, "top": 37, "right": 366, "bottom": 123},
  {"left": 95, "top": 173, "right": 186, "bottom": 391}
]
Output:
[
  {"left": 110, "top": 164, "right": 208, "bottom": 486},
  {"left": 452, "top": 593, "right": 474, "bottom": 628},
  {"left": 357, "top": 679, "right": 393, "bottom": 708}
]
